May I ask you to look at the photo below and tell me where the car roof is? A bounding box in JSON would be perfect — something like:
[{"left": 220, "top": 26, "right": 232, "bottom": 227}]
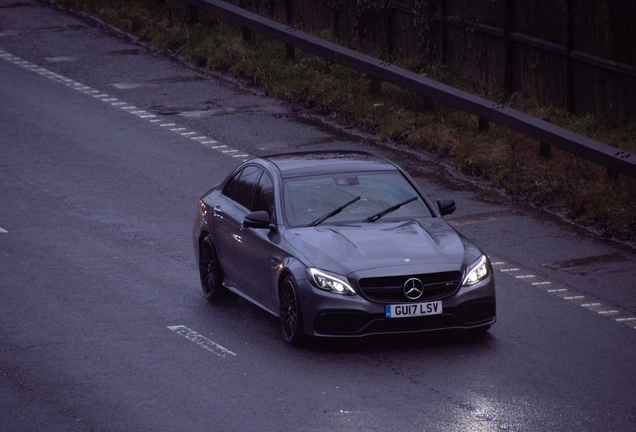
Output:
[{"left": 261, "top": 151, "right": 399, "bottom": 179}]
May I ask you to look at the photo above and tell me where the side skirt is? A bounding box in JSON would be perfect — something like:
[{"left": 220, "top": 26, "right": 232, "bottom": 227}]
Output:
[{"left": 223, "top": 280, "right": 279, "bottom": 317}]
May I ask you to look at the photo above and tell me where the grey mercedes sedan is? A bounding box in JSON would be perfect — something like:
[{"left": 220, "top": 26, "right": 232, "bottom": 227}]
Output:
[{"left": 193, "top": 151, "right": 495, "bottom": 344}]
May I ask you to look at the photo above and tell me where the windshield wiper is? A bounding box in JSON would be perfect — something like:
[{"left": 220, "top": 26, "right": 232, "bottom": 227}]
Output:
[
  {"left": 365, "top": 196, "right": 418, "bottom": 223},
  {"left": 309, "top": 196, "right": 361, "bottom": 227}
]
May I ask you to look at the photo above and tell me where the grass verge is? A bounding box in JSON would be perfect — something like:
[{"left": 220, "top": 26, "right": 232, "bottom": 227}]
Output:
[{"left": 56, "top": 0, "right": 636, "bottom": 242}]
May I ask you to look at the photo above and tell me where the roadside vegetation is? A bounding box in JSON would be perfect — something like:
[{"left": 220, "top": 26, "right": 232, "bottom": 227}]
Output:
[{"left": 56, "top": 0, "right": 636, "bottom": 242}]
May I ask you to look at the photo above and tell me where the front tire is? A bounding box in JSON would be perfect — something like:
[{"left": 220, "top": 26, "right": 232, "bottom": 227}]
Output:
[
  {"left": 279, "top": 275, "right": 305, "bottom": 345},
  {"left": 199, "top": 235, "right": 224, "bottom": 303}
]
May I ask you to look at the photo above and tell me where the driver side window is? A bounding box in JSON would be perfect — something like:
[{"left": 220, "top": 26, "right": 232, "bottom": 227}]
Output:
[
  {"left": 222, "top": 166, "right": 262, "bottom": 209},
  {"left": 221, "top": 168, "right": 243, "bottom": 201},
  {"left": 251, "top": 172, "right": 275, "bottom": 217}
]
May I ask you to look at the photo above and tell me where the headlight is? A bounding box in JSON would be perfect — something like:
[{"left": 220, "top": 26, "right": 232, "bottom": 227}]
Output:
[
  {"left": 462, "top": 255, "right": 490, "bottom": 286},
  {"left": 307, "top": 268, "right": 356, "bottom": 296}
]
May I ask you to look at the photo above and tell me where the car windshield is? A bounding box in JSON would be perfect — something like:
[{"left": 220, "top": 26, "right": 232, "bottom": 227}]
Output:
[{"left": 283, "top": 171, "right": 433, "bottom": 227}]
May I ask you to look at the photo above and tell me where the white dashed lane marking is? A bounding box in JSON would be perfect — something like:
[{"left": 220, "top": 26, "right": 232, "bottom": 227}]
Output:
[
  {"left": 0, "top": 227, "right": 8, "bottom": 234},
  {"left": 491, "top": 260, "right": 636, "bottom": 330},
  {"left": 168, "top": 325, "right": 237, "bottom": 358},
  {"left": 0, "top": 49, "right": 252, "bottom": 162}
]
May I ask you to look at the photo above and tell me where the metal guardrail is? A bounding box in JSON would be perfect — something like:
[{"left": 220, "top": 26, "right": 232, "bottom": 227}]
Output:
[{"left": 182, "top": 0, "right": 636, "bottom": 180}]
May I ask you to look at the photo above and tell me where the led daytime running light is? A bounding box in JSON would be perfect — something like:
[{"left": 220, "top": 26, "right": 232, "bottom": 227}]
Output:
[
  {"left": 462, "top": 255, "right": 489, "bottom": 286},
  {"left": 307, "top": 268, "right": 356, "bottom": 296}
]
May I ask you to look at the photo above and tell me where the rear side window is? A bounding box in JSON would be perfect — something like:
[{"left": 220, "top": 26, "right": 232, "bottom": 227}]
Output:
[{"left": 222, "top": 166, "right": 262, "bottom": 209}]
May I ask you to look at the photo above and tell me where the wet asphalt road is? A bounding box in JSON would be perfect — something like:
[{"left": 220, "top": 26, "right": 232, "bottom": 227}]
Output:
[{"left": 1, "top": 1, "right": 635, "bottom": 431}]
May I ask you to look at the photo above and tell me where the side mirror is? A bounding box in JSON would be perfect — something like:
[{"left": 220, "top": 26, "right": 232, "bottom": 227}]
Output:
[
  {"left": 243, "top": 210, "right": 271, "bottom": 229},
  {"left": 437, "top": 199, "right": 456, "bottom": 216}
]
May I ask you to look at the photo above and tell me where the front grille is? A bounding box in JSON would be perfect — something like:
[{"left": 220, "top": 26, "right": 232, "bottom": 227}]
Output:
[
  {"left": 313, "top": 311, "right": 461, "bottom": 335},
  {"left": 364, "top": 314, "right": 462, "bottom": 334},
  {"left": 358, "top": 271, "right": 461, "bottom": 303},
  {"left": 312, "top": 301, "right": 496, "bottom": 336}
]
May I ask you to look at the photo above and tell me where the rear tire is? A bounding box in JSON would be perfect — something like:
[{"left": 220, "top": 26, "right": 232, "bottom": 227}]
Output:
[
  {"left": 199, "top": 235, "right": 224, "bottom": 303},
  {"left": 279, "top": 275, "right": 305, "bottom": 345}
]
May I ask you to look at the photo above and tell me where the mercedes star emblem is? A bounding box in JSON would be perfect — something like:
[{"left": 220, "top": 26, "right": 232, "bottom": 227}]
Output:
[{"left": 403, "top": 278, "right": 424, "bottom": 300}]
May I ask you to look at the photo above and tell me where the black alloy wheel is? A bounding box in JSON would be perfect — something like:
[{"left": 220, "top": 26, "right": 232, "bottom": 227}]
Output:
[
  {"left": 279, "top": 275, "right": 305, "bottom": 345},
  {"left": 199, "top": 235, "right": 224, "bottom": 303}
]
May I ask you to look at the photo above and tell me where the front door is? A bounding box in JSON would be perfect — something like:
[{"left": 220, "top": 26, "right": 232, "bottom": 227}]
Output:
[{"left": 215, "top": 166, "right": 275, "bottom": 307}]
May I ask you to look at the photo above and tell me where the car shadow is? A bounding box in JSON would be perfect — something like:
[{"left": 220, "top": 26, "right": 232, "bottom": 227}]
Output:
[{"left": 298, "top": 329, "right": 497, "bottom": 355}]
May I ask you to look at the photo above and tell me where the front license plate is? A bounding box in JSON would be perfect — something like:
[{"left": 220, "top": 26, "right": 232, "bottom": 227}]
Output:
[{"left": 385, "top": 301, "right": 442, "bottom": 318}]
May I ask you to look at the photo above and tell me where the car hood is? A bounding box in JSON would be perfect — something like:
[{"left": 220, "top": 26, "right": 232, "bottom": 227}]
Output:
[{"left": 284, "top": 219, "right": 467, "bottom": 275}]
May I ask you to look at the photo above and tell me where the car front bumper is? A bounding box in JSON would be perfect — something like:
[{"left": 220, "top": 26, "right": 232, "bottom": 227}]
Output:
[{"left": 297, "top": 275, "right": 496, "bottom": 337}]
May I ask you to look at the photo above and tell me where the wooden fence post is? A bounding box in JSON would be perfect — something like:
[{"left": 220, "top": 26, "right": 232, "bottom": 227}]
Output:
[
  {"left": 438, "top": 0, "right": 446, "bottom": 64},
  {"left": 285, "top": 43, "right": 295, "bottom": 61},
  {"left": 419, "top": 97, "right": 435, "bottom": 112},
  {"left": 189, "top": 5, "right": 198, "bottom": 24},
  {"left": 564, "top": 0, "right": 574, "bottom": 113},
  {"left": 479, "top": 117, "right": 489, "bottom": 133},
  {"left": 285, "top": 0, "right": 293, "bottom": 24},
  {"left": 607, "top": 167, "right": 619, "bottom": 182},
  {"left": 242, "top": 27, "right": 252, "bottom": 43},
  {"left": 370, "top": 76, "right": 382, "bottom": 95},
  {"left": 503, "top": 0, "right": 512, "bottom": 94},
  {"left": 333, "top": 8, "right": 340, "bottom": 39}
]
